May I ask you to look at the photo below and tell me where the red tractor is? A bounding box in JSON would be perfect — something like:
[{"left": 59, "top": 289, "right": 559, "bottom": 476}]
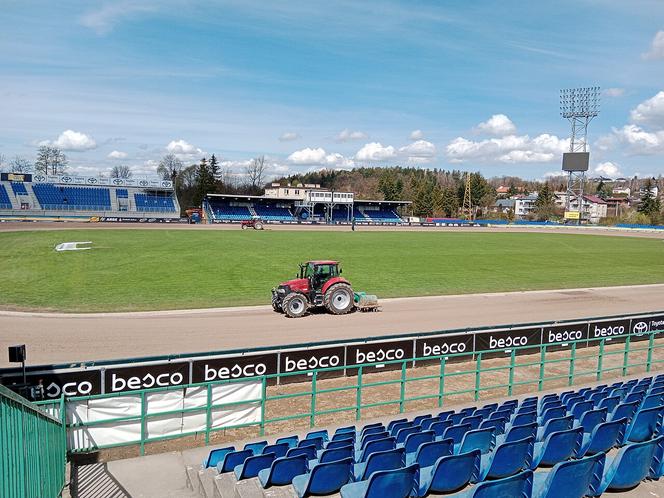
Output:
[
  {"left": 272, "top": 261, "right": 355, "bottom": 318},
  {"left": 241, "top": 217, "right": 264, "bottom": 230}
]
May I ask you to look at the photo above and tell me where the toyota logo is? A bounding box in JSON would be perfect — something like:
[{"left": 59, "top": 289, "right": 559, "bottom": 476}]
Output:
[{"left": 633, "top": 321, "right": 649, "bottom": 335}]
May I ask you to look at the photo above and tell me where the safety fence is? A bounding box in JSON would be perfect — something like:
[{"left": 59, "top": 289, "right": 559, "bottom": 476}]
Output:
[
  {"left": 1, "top": 385, "right": 66, "bottom": 498},
  {"left": 36, "top": 327, "right": 664, "bottom": 456}
]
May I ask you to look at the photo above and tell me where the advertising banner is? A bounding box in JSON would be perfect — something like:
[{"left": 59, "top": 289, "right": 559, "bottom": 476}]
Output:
[
  {"left": 629, "top": 314, "right": 664, "bottom": 342},
  {"left": 587, "top": 319, "right": 631, "bottom": 344},
  {"left": 415, "top": 333, "right": 474, "bottom": 364},
  {"left": 279, "top": 345, "right": 346, "bottom": 382},
  {"left": 542, "top": 322, "right": 590, "bottom": 351},
  {"left": 192, "top": 353, "right": 278, "bottom": 384},
  {"left": 104, "top": 362, "right": 189, "bottom": 394},
  {"left": 346, "top": 339, "right": 414, "bottom": 374},
  {"left": 475, "top": 327, "right": 542, "bottom": 358},
  {"left": 0, "top": 369, "right": 102, "bottom": 400}
]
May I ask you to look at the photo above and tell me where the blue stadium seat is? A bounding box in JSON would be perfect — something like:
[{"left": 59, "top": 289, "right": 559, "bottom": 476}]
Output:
[
  {"left": 578, "top": 418, "right": 627, "bottom": 457},
  {"left": 286, "top": 445, "right": 317, "bottom": 461},
  {"left": 573, "top": 408, "right": 607, "bottom": 435},
  {"left": 243, "top": 440, "right": 267, "bottom": 455},
  {"left": 536, "top": 416, "right": 573, "bottom": 442},
  {"left": 215, "top": 449, "right": 253, "bottom": 473},
  {"left": 292, "top": 457, "right": 353, "bottom": 497},
  {"left": 590, "top": 436, "right": 664, "bottom": 495},
  {"left": 277, "top": 435, "right": 299, "bottom": 448},
  {"left": 340, "top": 464, "right": 419, "bottom": 498},
  {"left": 417, "top": 449, "right": 481, "bottom": 496},
  {"left": 445, "top": 469, "right": 533, "bottom": 498},
  {"left": 203, "top": 446, "right": 234, "bottom": 468},
  {"left": 478, "top": 436, "right": 534, "bottom": 481},
  {"left": 233, "top": 452, "right": 276, "bottom": 480},
  {"left": 356, "top": 431, "right": 389, "bottom": 451},
  {"left": 399, "top": 430, "right": 435, "bottom": 454},
  {"left": 405, "top": 438, "right": 453, "bottom": 467},
  {"left": 454, "top": 428, "right": 495, "bottom": 455},
  {"left": 258, "top": 454, "right": 308, "bottom": 488},
  {"left": 443, "top": 423, "right": 472, "bottom": 445},
  {"left": 326, "top": 438, "right": 355, "bottom": 451},
  {"left": 495, "top": 422, "right": 537, "bottom": 446},
  {"left": 0, "top": 185, "right": 11, "bottom": 209},
  {"left": 531, "top": 452, "right": 605, "bottom": 498},
  {"left": 352, "top": 447, "right": 405, "bottom": 481},
  {"left": 298, "top": 437, "right": 324, "bottom": 451},
  {"left": 609, "top": 401, "right": 640, "bottom": 422},
  {"left": 623, "top": 405, "right": 663, "bottom": 443},
  {"left": 530, "top": 427, "right": 583, "bottom": 469},
  {"left": 355, "top": 437, "right": 396, "bottom": 463},
  {"left": 309, "top": 445, "right": 353, "bottom": 470},
  {"left": 261, "top": 442, "right": 289, "bottom": 458},
  {"left": 429, "top": 420, "right": 452, "bottom": 437}
]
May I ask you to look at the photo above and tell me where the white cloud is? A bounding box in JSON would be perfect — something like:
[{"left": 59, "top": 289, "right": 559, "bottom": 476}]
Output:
[
  {"left": 279, "top": 132, "right": 299, "bottom": 142},
  {"left": 336, "top": 129, "right": 368, "bottom": 142},
  {"left": 446, "top": 132, "right": 569, "bottom": 164},
  {"left": 612, "top": 124, "right": 664, "bottom": 155},
  {"left": 603, "top": 88, "right": 625, "bottom": 98},
  {"left": 630, "top": 91, "right": 664, "bottom": 127},
  {"left": 476, "top": 114, "right": 517, "bottom": 136},
  {"left": 398, "top": 140, "right": 436, "bottom": 163},
  {"left": 287, "top": 147, "right": 354, "bottom": 168},
  {"left": 643, "top": 30, "right": 664, "bottom": 60},
  {"left": 166, "top": 139, "right": 205, "bottom": 159},
  {"left": 40, "top": 130, "right": 97, "bottom": 151},
  {"left": 355, "top": 142, "right": 396, "bottom": 161},
  {"left": 544, "top": 171, "right": 568, "bottom": 179},
  {"left": 594, "top": 161, "right": 622, "bottom": 177},
  {"left": 409, "top": 129, "right": 424, "bottom": 140},
  {"left": 108, "top": 150, "right": 128, "bottom": 159},
  {"left": 80, "top": 2, "right": 157, "bottom": 35}
]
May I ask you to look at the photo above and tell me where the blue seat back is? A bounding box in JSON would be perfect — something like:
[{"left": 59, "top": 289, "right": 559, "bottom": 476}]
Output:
[
  {"left": 480, "top": 417, "right": 505, "bottom": 435},
  {"left": 237, "top": 452, "right": 276, "bottom": 479},
  {"left": 306, "top": 429, "right": 329, "bottom": 442},
  {"left": 578, "top": 408, "right": 607, "bottom": 434},
  {"left": 360, "top": 437, "right": 396, "bottom": 462},
  {"left": 538, "top": 427, "right": 582, "bottom": 466},
  {"left": 642, "top": 394, "right": 664, "bottom": 409},
  {"left": 413, "top": 439, "right": 453, "bottom": 468},
  {"left": 413, "top": 415, "right": 432, "bottom": 426},
  {"left": 262, "top": 442, "right": 289, "bottom": 458},
  {"left": 460, "top": 415, "right": 483, "bottom": 430},
  {"left": 420, "top": 417, "right": 440, "bottom": 430},
  {"left": 471, "top": 469, "right": 533, "bottom": 498},
  {"left": 429, "top": 420, "right": 452, "bottom": 437},
  {"left": 599, "top": 395, "right": 621, "bottom": 414},
  {"left": 438, "top": 410, "right": 454, "bottom": 420},
  {"left": 612, "top": 401, "right": 640, "bottom": 422},
  {"left": 443, "top": 423, "right": 471, "bottom": 444},
  {"left": 335, "top": 425, "right": 356, "bottom": 436},
  {"left": 386, "top": 418, "right": 408, "bottom": 433},
  {"left": 218, "top": 449, "right": 252, "bottom": 473},
  {"left": 490, "top": 408, "right": 512, "bottom": 421},
  {"left": 395, "top": 425, "right": 421, "bottom": 444},
  {"left": 361, "top": 424, "right": 385, "bottom": 437},
  {"left": 603, "top": 436, "right": 662, "bottom": 491},
  {"left": 473, "top": 407, "right": 494, "bottom": 419},
  {"left": 264, "top": 454, "right": 308, "bottom": 486},
  {"left": 403, "top": 430, "right": 435, "bottom": 454},
  {"left": 204, "top": 446, "right": 234, "bottom": 468},
  {"left": 286, "top": 445, "right": 317, "bottom": 460},
  {"left": 540, "top": 416, "right": 573, "bottom": 441},
  {"left": 505, "top": 422, "right": 537, "bottom": 443},
  {"left": 276, "top": 436, "right": 298, "bottom": 448},
  {"left": 625, "top": 406, "right": 663, "bottom": 443},
  {"left": 331, "top": 432, "right": 355, "bottom": 443},
  {"left": 485, "top": 436, "right": 534, "bottom": 479},
  {"left": 448, "top": 413, "right": 466, "bottom": 425},
  {"left": 361, "top": 464, "right": 419, "bottom": 498},
  {"left": 458, "top": 427, "right": 495, "bottom": 454},
  {"left": 327, "top": 439, "right": 354, "bottom": 450},
  {"left": 361, "top": 448, "right": 405, "bottom": 480},
  {"left": 244, "top": 441, "right": 268, "bottom": 455},
  {"left": 389, "top": 420, "right": 412, "bottom": 436},
  {"left": 298, "top": 437, "right": 324, "bottom": 451},
  {"left": 539, "top": 453, "right": 605, "bottom": 498},
  {"left": 512, "top": 411, "right": 536, "bottom": 426},
  {"left": 427, "top": 449, "right": 481, "bottom": 493},
  {"left": 540, "top": 406, "right": 566, "bottom": 425},
  {"left": 571, "top": 400, "right": 594, "bottom": 420},
  {"left": 319, "top": 445, "right": 353, "bottom": 464},
  {"left": 584, "top": 418, "right": 626, "bottom": 455},
  {"left": 307, "top": 457, "right": 352, "bottom": 494},
  {"left": 361, "top": 431, "right": 389, "bottom": 449}
]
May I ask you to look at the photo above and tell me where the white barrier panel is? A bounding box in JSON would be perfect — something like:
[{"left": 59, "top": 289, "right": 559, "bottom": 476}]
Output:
[{"left": 58, "top": 381, "right": 261, "bottom": 451}]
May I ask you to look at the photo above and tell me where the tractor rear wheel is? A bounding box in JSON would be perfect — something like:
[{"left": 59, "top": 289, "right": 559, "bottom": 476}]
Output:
[
  {"left": 282, "top": 293, "right": 308, "bottom": 318},
  {"left": 254, "top": 221, "right": 264, "bottom": 230},
  {"left": 324, "top": 283, "right": 354, "bottom": 315}
]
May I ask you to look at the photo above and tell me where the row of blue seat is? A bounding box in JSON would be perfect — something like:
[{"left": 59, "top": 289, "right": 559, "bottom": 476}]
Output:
[
  {"left": 33, "top": 184, "right": 112, "bottom": 209},
  {"left": 203, "top": 374, "right": 664, "bottom": 496},
  {"left": 10, "top": 182, "right": 27, "bottom": 194},
  {"left": 0, "top": 185, "right": 11, "bottom": 209}
]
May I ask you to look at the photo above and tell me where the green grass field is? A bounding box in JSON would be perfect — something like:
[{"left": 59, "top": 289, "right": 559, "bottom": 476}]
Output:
[{"left": 1, "top": 229, "right": 664, "bottom": 312}]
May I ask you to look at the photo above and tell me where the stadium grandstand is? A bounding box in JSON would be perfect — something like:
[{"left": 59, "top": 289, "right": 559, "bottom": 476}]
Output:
[
  {"left": 203, "top": 183, "right": 409, "bottom": 224},
  {"left": 0, "top": 172, "right": 180, "bottom": 221}
]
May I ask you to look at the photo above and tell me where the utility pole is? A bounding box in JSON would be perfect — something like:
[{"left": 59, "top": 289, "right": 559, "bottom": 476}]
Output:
[{"left": 462, "top": 172, "right": 473, "bottom": 219}]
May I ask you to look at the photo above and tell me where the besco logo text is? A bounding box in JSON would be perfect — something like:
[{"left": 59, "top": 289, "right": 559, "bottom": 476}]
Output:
[
  {"left": 355, "top": 347, "right": 405, "bottom": 364},
  {"left": 284, "top": 354, "right": 340, "bottom": 372},
  {"left": 489, "top": 335, "right": 528, "bottom": 349},
  {"left": 421, "top": 341, "right": 467, "bottom": 357},
  {"left": 45, "top": 381, "right": 94, "bottom": 398},
  {"left": 110, "top": 372, "right": 184, "bottom": 392},
  {"left": 593, "top": 324, "right": 625, "bottom": 337},
  {"left": 204, "top": 362, "right": 267, "bottom": 380},
  {"left": 548, "top": 329, "right": 584, "bottom": 343}
]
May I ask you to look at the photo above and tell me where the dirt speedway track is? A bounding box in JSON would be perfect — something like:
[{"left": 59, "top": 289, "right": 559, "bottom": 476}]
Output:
[{"left": 2, "top": 284, "right": 663, "bottom": 368}]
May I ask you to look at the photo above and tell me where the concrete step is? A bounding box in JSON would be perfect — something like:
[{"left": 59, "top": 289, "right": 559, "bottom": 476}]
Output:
[
  {"left": 198, "top": 467, "right": 217, "bottom": 498},
  {"left": 214, "top": 472, "right": 237, "bottom": 498},
  {"left": 262, "top": 485, "right": 298, "bottom": 498},
  {"left": 186, "top": 466, "right": 201, "bottom": 494},
  {"left": 233, "top": 477, "right": 264, "bottom": 498}
]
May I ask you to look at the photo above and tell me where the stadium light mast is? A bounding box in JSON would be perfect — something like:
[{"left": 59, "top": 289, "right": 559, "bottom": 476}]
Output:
[{"left": 559, "top": 87, "right": 600, "bottom": 224}]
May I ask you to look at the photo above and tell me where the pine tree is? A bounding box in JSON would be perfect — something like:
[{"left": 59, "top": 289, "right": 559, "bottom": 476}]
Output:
[
  {"left": 638, "top": 179, "right": 661, "bottom": 221},
  {"left": 209, "top": 154, "right": 222, "bottom": 191},
  {"left": 533, "top": 183, "right": 555, "bottom": 221},
  {"left": 193, "top": 158, "right": 213, "bottom": 206}
]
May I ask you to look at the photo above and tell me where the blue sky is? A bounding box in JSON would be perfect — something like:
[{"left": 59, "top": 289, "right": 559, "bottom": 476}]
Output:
[{"left": 1, "top": 0, "right": 664, "bottom": 180}]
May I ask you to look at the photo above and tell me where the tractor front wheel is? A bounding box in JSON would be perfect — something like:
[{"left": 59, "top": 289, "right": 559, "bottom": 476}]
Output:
[
  {"left": 324, "top": 283, "right": 354, "bottom": 315},
  {"left": 271, "top": 297, "right": 282, "bottom": 313},
  {"left": 282, "top": 293, "right": 308, "bottom": 318}
]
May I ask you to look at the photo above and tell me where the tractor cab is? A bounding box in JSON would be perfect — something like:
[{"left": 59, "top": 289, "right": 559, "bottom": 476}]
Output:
[{"left": 298, "top": 261, "right": 342, "bottom": 292}]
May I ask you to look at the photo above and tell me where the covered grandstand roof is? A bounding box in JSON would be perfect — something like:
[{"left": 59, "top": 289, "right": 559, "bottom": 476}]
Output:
[{"left": 206, "top": 193, "right": 411, "bottom": 205}]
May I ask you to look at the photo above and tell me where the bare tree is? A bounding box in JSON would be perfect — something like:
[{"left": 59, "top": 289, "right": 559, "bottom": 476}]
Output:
[
  {"left": 0, "top": 153, "right": 5, "bottom": 172},
  {"left": 245, "top": 155, "right": 267, "bottom": 190},
  {"left": 34, "top": 146, "right": 68, "bottom": 175},
  {"left": 157, "top": 154, "right": 184, "bottom": 185},
  {"left": 110, "top": 165, "right": 133, "bottom": 179},
  {"left": 9, "top": 156, "right": 33, "bottom": 173}
]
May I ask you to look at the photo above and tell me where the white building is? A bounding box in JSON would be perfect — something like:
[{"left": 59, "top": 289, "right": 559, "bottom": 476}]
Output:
[
  {"left": 514, "top": 195, "right": 538, "bottom": 218},
  {"left": 555, "top": 193, "right": 607, "bottom": 223}
]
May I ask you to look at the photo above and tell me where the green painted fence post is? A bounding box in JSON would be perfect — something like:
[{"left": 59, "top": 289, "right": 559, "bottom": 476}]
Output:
[
  {"left": 260, "top": 377, "right": 267, "bottom": 437},
  {"left": 356, "top": 367, "right": 363, "bottom": 421},
  {"left": 568, "top": 342, "right": 576, "bottom": 387},
  {"left": 622, "top": 335, "right": 631, "bottom": 376},
  {"left": 310, "top": 371, "right": 317, "bottom": 428},
  {"left": 646, "top": 333, "right": 654, "bottom": 373},
  {"left": 140, "top": 391, "right": 147, "bottom": 455},
  {"left": 205, "top": 384, "right": 212, "bottom": 445},
  {"left": 399, "top": 362, "right": 407, "bottom": 413},
  {"left": 438, "top": 357, "right": 446, "bottom": 408},
  {"left": 538, "top": 346, "right": 546, "bottom": 391},
  {"left": 474, "top": 353, "right": 482, "bottom": 402},
  {"left": 597, "top": 340, "right": 604, "bottom": 381},
  {"left": 508, "top": 349, "right": 516, "bottom": 396}
]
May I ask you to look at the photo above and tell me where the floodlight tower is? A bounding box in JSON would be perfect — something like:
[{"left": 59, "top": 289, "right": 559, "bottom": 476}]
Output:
[{"left": 559, "top": 87, "right": 600, "bottom": 224}]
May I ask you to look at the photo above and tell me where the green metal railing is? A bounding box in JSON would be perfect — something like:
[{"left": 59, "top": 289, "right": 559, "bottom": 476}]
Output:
[
  {"left": 1, "top": 385, "right": 66, "bottom": 498},
  {"left": 38, "top": 331, "right": 664, "bottom": 455}
]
